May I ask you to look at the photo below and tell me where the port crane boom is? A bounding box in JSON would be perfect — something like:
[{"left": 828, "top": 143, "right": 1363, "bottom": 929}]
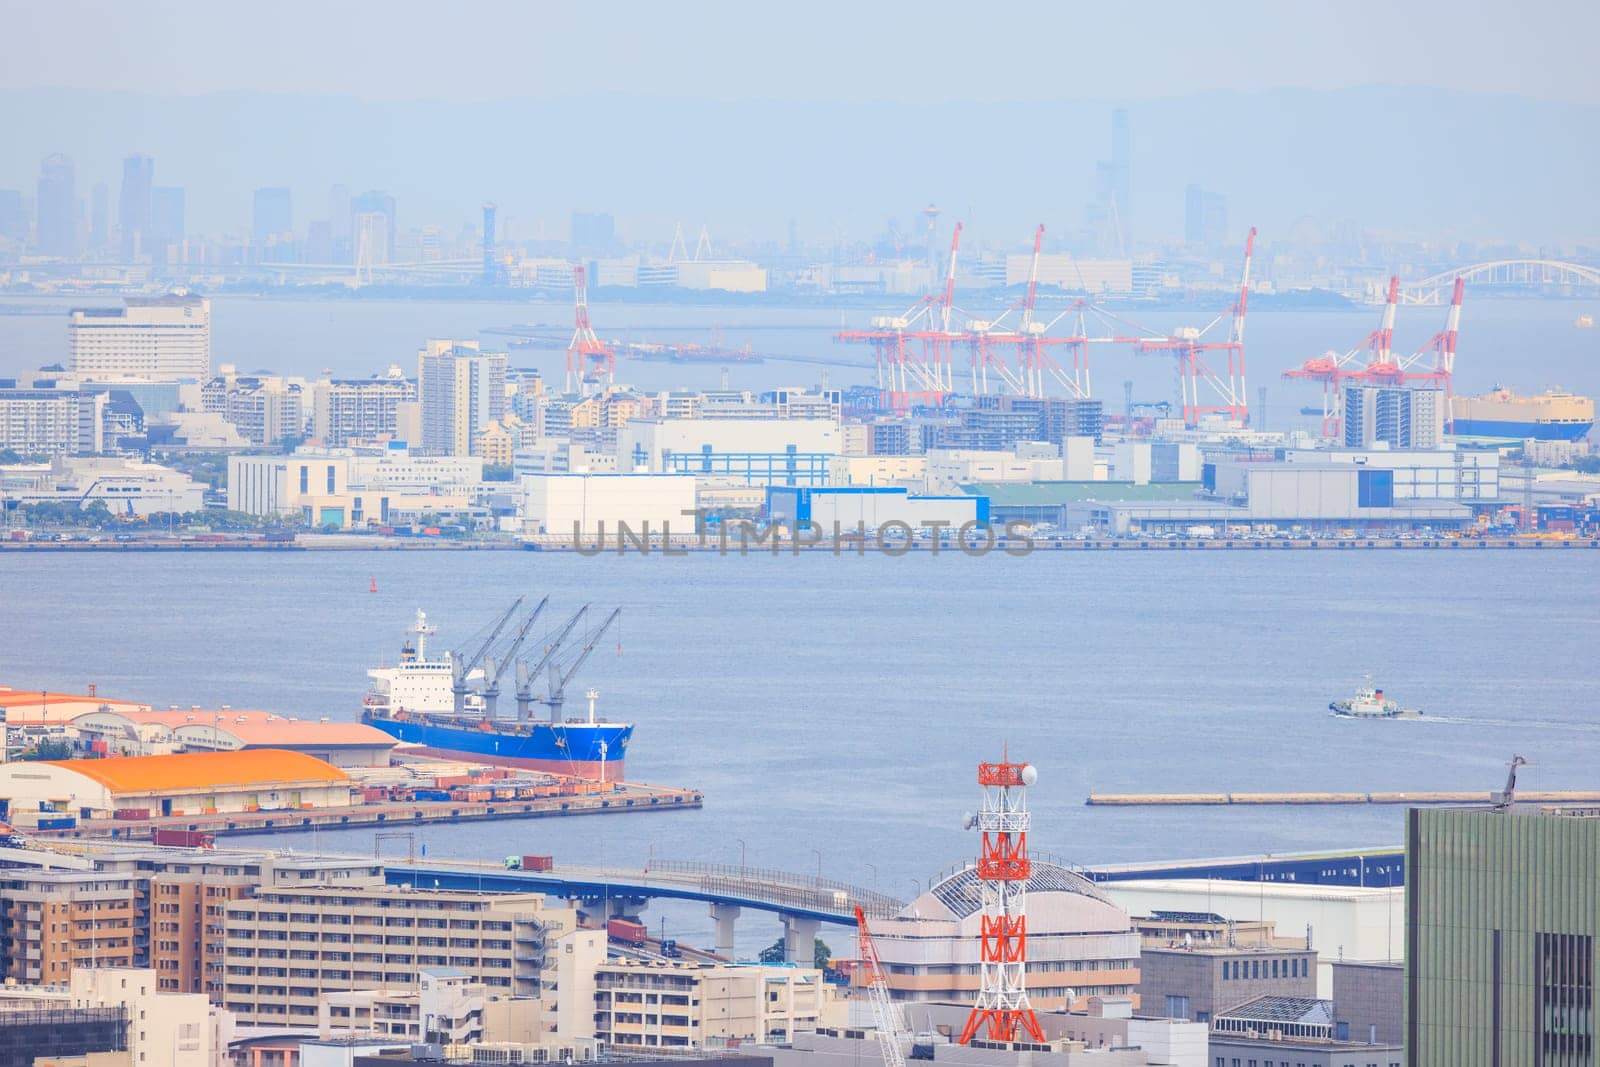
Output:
[
  {"left": 855, "top": 906, "right": 909, "bottom": 1067},
  {"left": 542, "top": 607, "right": 622, "bottom": 723},
  {"left": 515, "top": 606, "right": 588, "bottom": 722},
  {"left": 452, "top": 597, "right": 524, "bottom": 714},
  {"left": 481, "top": 597, "right": 549, "bottom": 720}
]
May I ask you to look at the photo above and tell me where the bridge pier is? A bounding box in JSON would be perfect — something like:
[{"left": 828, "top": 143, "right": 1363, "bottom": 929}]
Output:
[
  {"left": 781, "top": 913, "right": 820, "bottom": 966},
  {"left": 709, "top": 903, "right": 740, "bottom": 958},
  {"left": 583, "top": 896, "right": 648, "bottom": 921}
]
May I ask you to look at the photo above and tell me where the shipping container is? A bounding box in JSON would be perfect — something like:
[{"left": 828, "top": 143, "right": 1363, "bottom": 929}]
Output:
[
  {"left": 152, "top": 828, "right": 214, "bottom": 848},
  {"left": 607, "top": 917, "right": 648, "bottom": 946},
  {"left": 113, "top": 808, "right": 151, "bottom": 820},
  {"left": 521, "top": 855, "right": 554, "bottom": 872},
  {"left": 35, "top": 816, "right": 76, "bottom": 830}
]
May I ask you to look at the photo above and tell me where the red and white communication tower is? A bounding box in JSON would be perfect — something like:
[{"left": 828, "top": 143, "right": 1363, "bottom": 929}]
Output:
[
  {"left": 566, "top": 265, "right": 614, "bottom": 393},
  {"left": 957, "top": 754, "right": 1044, "bottom": 1046}
]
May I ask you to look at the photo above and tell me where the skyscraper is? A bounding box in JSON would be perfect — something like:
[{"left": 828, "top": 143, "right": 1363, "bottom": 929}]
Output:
[
  {"left": 1092, "top": 109, "right": 1132, "bottom": 255},
  {"left": 119, "top": 153, "right": 155, "bottom": 260},
  {"left": 35, "top": 153, "right": 77, "bottom": 258},
  {"left": 252, "top": 187, "right": 293, "bottom": 243},
  {"left": 0, "top": 189, "right": 23, "bottom": 243},
  {"left": 352, "top": 190, "right": 396, "bottom": 261}
]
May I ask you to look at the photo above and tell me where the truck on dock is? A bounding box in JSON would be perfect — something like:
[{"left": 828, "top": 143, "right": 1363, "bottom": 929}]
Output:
[{"left": 607, "top": 917, "right": 648, "bottom": 946}]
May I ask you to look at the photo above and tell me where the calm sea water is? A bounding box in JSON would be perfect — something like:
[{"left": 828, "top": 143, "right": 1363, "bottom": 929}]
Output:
[
  {"left": 2, "top": 548, "right": 1597, "bottom": 952},
  {"left": 1, "top": 294, "right": 1596, "bottom": 428}
]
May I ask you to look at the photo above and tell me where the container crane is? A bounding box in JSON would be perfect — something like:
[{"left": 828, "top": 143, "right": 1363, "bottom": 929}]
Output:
[
  {"left": 1138, "top": 227, "right": 1256, "bottom": 426},
  {"left": 479, "top": 597, "right": 548, "bottom": 720},
  {"left": 566, "top": 265, "right": 614, "bottom": 393},
  {"left": 855, "top": 906, "right": 909, "bottom": 1067},
  {"left": 537, "top": 607, "right": 622, "bottom": 723},
  {"left": 452, "top": 598, "right": 524, "bottom": 715}
]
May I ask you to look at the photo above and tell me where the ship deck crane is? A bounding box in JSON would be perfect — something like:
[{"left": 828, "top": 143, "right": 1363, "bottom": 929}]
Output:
[
  {"left": 855, "top": 906, "right": 909, "bottom": 1067},
  {"left": 480, "top": 597, "right": 549, "bottom": 720},
  {"left": 514, "top": 606, "right": 588, "bottom": 721},
  {"left": 452, "top": 597, "right": 524, "bottom": 715},
  {"left": 1492, "top": 754, "right": 1528, "bottom": 811},
  {"left": 537, "top": 607, "right": 622, "bottom": 723}
]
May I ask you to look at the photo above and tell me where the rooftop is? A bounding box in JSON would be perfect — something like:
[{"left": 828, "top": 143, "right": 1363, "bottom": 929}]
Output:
[
  {"left": 38, "top": 749, "right": 350, "bottom": 793},
  {"left": 963, "top": 481, "right": 1202, "bottom": 506},
  {"left": 82, "top": 708, "right": 395, "bottom": 748}
]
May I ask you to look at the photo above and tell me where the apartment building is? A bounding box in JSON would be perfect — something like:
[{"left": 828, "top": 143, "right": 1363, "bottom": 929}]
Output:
[
  {"left": 0, "top": 389, "right": 105, "bottom": 455},
  {"left": 311, "top": 374, "right": 417, "bottom": 447},
  {"left": 592, "top": 959, "right": 830, "bottom": 1050},
  {"left": 221, "top": 876, "right": 578, "bottom": 1027}
]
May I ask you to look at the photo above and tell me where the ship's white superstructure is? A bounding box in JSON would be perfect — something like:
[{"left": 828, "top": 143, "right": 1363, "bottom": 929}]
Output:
[{"left": 364, "top": 610, "right": 483, "bottom": 714}]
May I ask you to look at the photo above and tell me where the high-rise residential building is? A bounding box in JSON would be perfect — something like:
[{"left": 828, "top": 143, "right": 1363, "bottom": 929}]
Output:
[
  {"left": 69, "top": 294, "right": 211, "bottom": 381},
  {"left": 35, "top": 153, "right": 77, "bottom": 258},
  {"left": 312, "top": 372, "right": 416, "bottom": 446},
  {"left": 252, "top": 186, "right": 293, "bottom": 243},
  {"left": 1406, "top": 803, "right": 1599, "bottom": 1065},
  {"left": 202, "top": 369, "right": 306, "bottom": 445},
  {"left": 119, "top": 153, "right": 155, "bottom": 259},
  {"left": 1343, "top": 384, "right": 1444, "bottom": 450},
  {"left": 1184, "top": 183, "right": 1229, "bottom": 247},
  {"left": 418, "top": 340, "right": 507, "bottom": 457},
  {"left": 150, "top": 186, "right": 186, "bottom": 252}
]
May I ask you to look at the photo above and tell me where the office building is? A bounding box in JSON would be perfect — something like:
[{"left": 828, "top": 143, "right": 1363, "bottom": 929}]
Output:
[
  {"left": 35, "top": 153, "right": 77, "bottom": 258},
  {"left": 352, "top": 189, "right": 396, "bottom": 261},
  {"left": 0, "top": 1002, "right": 127, "bottom": 1067},
  {"left": 311, "top": 373, "right": 416, "bottom": 446},
  {"left": 69, "top": 294, "right": 211, "bottom": 381},
  {"left": 1184, "top": 184, "right": 1228, "bottom": 247},
  {"left": 1343, "top": 384, "right": 1445, "bottom": 449},
  {"left": 0, "top": 389, "right": 105, "bottom": 454},
  {"left": 1405, "top": 804, "right": 1600, "bottom": 1065},
  {"left": 592, "top": 959, "right": 828, "bottom": 1049},
  {"left": 1137, "top": 943, "right": 1316, "bottom": 1025},
  {"left": 417, "top": 340, "right": 507, "bottom": 457},
  {"left": 570, "top": 211, "right": 615, "bottom": 252},
  {"left": 119, "top": 153, "right": 154, "bottom": 260}
]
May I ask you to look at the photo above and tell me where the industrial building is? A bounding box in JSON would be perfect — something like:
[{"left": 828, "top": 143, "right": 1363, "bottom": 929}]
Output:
[
  {"left": 69, "top": 294, "right": 211, "bottom": 381},
  {"left": 1136, "top": 941, "right": 1316, "bottom": 1025},
  {"left": 1405, "top": 803, "right": 1600, "bottom": 1065},
  {"left": 617, "top": 417, "right": 841, "bottom": 487},
  {"left": 764, "top": 486, "right": 987, "bottom": 532},
  {"left": 1, "top": 456, "right": 206, "bottom": 515},
  {"left": 0, "top": 749, "right": 353, "bottom": 823},
  {"left": 1209, "top": 995, "right": 1401, "bottom": 1066},
  {"left": 521, "top": 473, "right": 696, "bottom": 536},
  {"left": 69, "top": 707, "right": 397, "bottom": 767},
  {"left": 592, "top": 959, "right": 832, "bottom": 1049},
  {"left": 866, "top": 860, "right": 1141, "bottom": 1012}
]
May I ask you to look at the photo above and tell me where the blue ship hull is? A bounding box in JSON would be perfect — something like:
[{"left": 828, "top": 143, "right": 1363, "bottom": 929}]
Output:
[
  {"left": 1452, "top": 418, "right": 1593, "bottom": 441},
  {"left": 362, "top": 711, "right": 632, "bottom": 779}
]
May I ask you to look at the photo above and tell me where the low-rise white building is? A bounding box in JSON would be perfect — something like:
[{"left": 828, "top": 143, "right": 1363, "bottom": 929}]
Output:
[
  {"left": 1, "top": 456, "right": 205, "bottom": 516},
  {"left": 618, "top": 417, "right": 840, "bottom": 487}
]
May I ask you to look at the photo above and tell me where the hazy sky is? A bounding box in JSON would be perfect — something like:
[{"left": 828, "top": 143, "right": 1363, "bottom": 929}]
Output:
[{"left": 6, "top": 0, "right": 1599, "bottom": 104}]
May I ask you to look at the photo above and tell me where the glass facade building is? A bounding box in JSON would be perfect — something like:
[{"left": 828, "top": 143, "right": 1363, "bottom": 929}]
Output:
[{"left": 1406, "top": 806, "right": 1598, "bottom": 1066}]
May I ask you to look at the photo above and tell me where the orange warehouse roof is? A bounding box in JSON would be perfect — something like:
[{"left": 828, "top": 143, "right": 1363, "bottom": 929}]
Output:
[
  {"left": 42, "top": 749, "right": 351, "bottom": 795},
  {"left": 176, "top": 718, "right": 397, "bottom": 748},
  {"left": 0, "top": 689, "right": 147, "bottom": 709}
]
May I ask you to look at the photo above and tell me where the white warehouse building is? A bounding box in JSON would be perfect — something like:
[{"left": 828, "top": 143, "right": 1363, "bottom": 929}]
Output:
[
  {"left": 617, "top": 417, "right": 840, "bottom": 488},
  {"left": 522, "top": 473, "right": 696, "bottom": 536}
]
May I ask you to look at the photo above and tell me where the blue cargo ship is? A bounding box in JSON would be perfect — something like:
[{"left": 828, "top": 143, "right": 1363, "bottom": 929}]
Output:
[
  {"left": 1451, "top": 387, "right": 1594, "bottom": 441},
  {"left": 360, "top": 610, "right": 632, "bottom": 780}
]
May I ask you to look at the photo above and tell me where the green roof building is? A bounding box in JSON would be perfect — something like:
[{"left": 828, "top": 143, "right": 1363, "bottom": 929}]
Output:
[{"left": 1405, "top": 804, "right": 1598, "bottom": 1066}]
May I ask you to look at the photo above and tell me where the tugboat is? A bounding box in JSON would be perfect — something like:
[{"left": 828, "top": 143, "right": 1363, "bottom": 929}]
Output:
[{"left": 1330, "top": 679, "right": 1421, "bottom": 719}]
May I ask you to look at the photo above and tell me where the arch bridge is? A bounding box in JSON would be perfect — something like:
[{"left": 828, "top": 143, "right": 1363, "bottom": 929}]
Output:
[{"left": 1393, "top": 259, "right": 1600, "bottom": 304}]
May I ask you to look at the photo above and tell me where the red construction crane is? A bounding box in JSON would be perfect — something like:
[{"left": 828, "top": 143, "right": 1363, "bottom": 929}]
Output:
[
  {"left": 566, "top": 265, "right": 613, "bottom": 393},
  {"left": 1138, "top": 227, "right": 1256, "bottom": 426},
  {"left": 855, "top": 907, "right": 909, "bottom": 1067}
]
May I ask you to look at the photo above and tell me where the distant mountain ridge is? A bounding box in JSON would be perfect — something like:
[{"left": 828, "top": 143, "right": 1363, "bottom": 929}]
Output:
[{"left": 1, "top": 85, "right": 1593, "bottom": 246}]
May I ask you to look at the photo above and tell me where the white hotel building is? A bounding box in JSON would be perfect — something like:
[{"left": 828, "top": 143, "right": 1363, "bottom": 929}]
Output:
[{"left": 69, "top": 294, "right": 211, "bottom": 381}]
